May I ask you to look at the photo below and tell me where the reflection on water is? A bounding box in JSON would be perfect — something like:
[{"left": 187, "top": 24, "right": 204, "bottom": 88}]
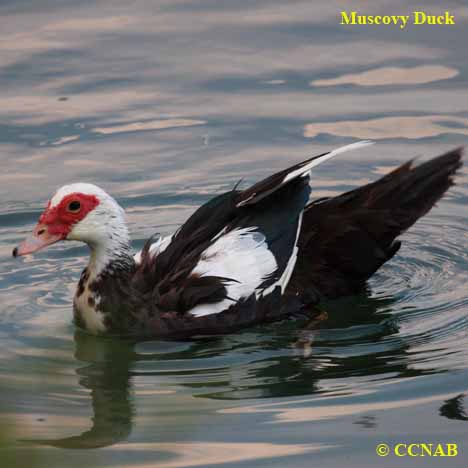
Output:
[
  {"left": 92, "top": 119, "right": 207, "bottom": 136},
  {"left": 1, "top": 0, "right": 467, "bottom": 467},
  {"left": 105, "top": 441, "right": 328, "bottom": 468},
  {"left": 439, "top": 394, "right": 468, "bottom": 422},
  {"left": 22, "top": 286, "right": 467, "bottom": 450},
  {"left": 35, "top": 332, "right": 136, "bottom": 449},
  {"left": 310, "top": 65, "right": 459, "bottom": 87},
  {"left": 304, "top": 115, "right": 468, "bottom": 140}
]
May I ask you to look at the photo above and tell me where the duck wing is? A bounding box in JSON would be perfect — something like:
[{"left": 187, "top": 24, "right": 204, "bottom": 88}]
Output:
[
  {"left": 133, "top": 175, "right": 309, "bottom": 328},
  {"left": 132, "top": 142, "right": 371, "bottom": 335},
  {"left": 288, "top": 147, "right": 463, "bottom": 300}
]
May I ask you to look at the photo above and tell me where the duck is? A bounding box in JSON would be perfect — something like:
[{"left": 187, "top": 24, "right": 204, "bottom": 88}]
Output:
[{"left": 12, "top": 142, "right": 462, "bottom": 339}]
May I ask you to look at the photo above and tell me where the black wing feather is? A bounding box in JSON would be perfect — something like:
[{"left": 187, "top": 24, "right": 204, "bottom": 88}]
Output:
[
  {"left": 132, "top": 154, "right": 315, "bottom": 320},
  {"left": 288, "top": 148, "right": 463, "bottom": 299}
]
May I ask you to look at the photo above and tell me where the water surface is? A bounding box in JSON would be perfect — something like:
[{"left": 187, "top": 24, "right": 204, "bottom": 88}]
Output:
[{"left": 1, "top": 1, "right": 467, "bottom": 466}]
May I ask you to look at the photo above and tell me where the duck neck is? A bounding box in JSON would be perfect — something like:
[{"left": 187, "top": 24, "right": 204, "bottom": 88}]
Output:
[{"left": 87, "top": 223, "right": 135, "bottom": 280}]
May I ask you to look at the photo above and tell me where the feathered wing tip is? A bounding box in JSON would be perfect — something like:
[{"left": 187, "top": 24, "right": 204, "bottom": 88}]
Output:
[
  {"left": 283, "top": 140, "right": 374, "bottom": 183},
  {"left": 237, "top": 140, "right": 374, "bottom": 207}
]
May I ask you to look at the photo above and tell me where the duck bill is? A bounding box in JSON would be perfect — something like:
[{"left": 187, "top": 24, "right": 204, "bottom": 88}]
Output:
[{"left": 13, "top": 224, "right": 63, "bottom": 257}]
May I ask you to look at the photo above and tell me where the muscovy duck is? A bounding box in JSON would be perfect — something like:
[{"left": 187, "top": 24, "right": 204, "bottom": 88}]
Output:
[{"left": 13, "top": 142, "right": 462, "bottom": 338}]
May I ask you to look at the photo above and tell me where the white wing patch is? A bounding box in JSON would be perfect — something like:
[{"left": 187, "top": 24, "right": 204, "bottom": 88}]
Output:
[
  {"left": 134, "top": 235, "right": 173, "bottom": 264},
  {"left": 189, "top": 227, "right": 278, "bottom": 317}
]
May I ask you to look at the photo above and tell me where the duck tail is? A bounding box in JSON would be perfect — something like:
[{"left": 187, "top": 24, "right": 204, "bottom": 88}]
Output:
[
  {"left": 288, "top": 147, "right": 463, "bottom": 299},
  {"left": 365, "top": 147, "right": 463, "bottom": 235}
]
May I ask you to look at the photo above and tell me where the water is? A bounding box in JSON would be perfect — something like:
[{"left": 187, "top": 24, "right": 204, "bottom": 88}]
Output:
[{"left": 1, "top": 0, "right": 467, "bottom": 466}]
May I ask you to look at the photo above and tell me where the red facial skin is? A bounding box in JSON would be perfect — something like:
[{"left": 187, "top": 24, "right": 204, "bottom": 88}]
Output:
[
  {"left": 38, "top": 193, "right": 100, "bottom": 236},
  {"left": 13, "top": 193, "right": 100, "bottom": 257}
]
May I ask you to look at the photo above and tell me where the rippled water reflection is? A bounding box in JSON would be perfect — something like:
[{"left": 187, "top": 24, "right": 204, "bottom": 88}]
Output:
[{"left": 1, "top": 0, "right": 467, "bottom": 467}]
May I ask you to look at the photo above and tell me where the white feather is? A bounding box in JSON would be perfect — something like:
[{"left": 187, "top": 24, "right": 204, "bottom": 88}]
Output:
[
  {"left": 283, "top": 140, "right": 374, "bottom": 183},
  {"left": 261, "top": 212, "right": 303, "bottom": 297},
  {"left": 134, "top": 235, "right": 173, "bottom": 264},
  {"left": 189, "top": 227, "right": 278, "bottom": 317},
  {"left": 74, "top": 287, "right": 106, "bottom": 334},
  {"left": 50, "top": 183, "right": 111, "bottom": 208}
]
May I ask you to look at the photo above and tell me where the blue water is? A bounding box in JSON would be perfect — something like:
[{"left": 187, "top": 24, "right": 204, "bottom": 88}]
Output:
[{"left": 0, "top": 1, "right": 467, "bottom": 466}]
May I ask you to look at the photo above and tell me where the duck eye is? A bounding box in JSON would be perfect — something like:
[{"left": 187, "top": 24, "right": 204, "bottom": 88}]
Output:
[{"left": 67, "top": 200, "right": 81, "bottom": 212}]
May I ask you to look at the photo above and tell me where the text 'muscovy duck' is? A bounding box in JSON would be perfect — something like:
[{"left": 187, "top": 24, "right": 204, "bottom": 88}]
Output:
[{"left": 13, "top": 142, "right": 462, "bottom": 338}]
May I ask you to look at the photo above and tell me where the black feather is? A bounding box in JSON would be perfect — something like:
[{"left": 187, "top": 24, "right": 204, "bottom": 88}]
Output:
[{"left": 287, "top": 147, "right": 463, "bottom": 299}]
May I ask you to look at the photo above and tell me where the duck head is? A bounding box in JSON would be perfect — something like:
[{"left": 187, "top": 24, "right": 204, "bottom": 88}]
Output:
[{"left": 13, "top": 183, "right": 131, "bottom": 271}]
